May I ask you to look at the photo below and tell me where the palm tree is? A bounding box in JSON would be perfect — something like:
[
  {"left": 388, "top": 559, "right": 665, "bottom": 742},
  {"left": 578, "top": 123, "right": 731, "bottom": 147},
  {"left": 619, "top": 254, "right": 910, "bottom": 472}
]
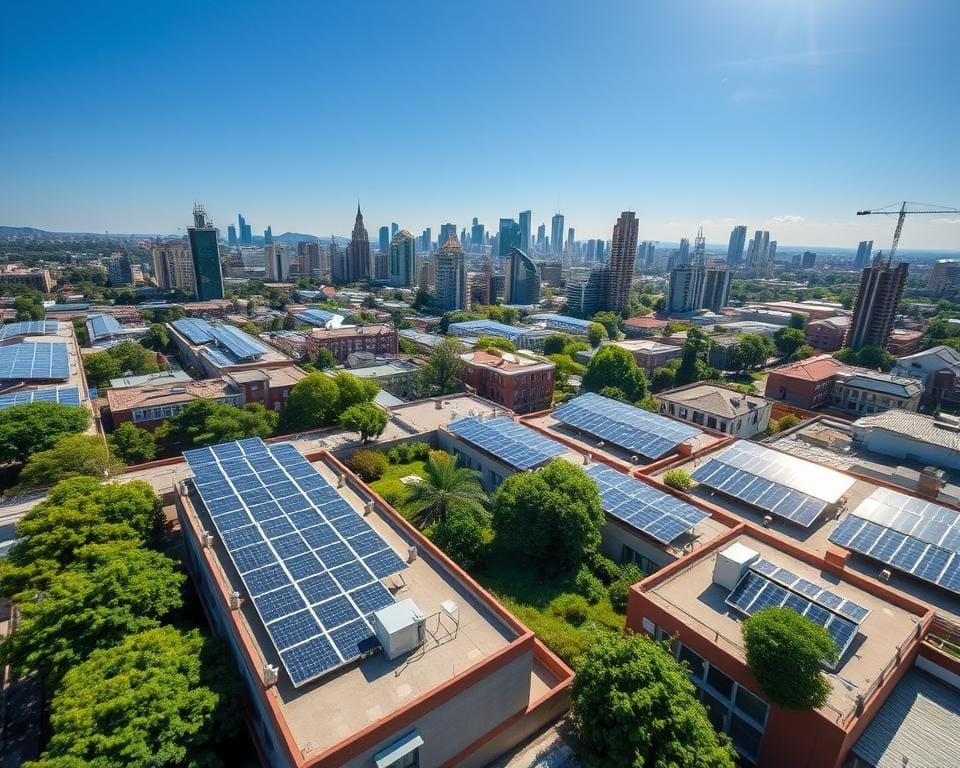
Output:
[{"left": 404, "top": 452, "right": 489, "bottom": 529}]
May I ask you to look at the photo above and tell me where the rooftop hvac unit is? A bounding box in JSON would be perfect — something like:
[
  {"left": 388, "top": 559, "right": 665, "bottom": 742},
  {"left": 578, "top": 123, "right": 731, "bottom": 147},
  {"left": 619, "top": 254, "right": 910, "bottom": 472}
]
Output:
[
  {"left": 713, "top": 542, "right": 760, "bottom": 591},
  {"left": 373, "top": 599, "right": 425, "bottom": 660},
  {"left": 762, "top": 515, "right": 773, "bottom": 528},
  {"left": 879, "top": 569, "right": 892, "bottom": 582}
]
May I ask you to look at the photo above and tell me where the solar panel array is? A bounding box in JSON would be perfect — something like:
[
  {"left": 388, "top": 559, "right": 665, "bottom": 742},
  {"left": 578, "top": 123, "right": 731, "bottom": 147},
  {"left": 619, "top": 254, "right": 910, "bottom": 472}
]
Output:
[
  {"left": 87, "top": 314, "right": 123, "bottom": 340},
  {"left": 200, "top": 345, "right": 236, "bottom": 369},
  {"left": 447, "top": 416, "right": 567, "bottom": 470},
  {"left": 207, "top": 324, "right": 269, "bottom": 359},
  {"left": 749, "top": 558, "right": 870, "bottom": 623},
  {"left": 172, "top": 318, "right": 216, "bottom": 345},
  {"left": 0, "top": 385, "right": 81, "bottom": 410},
  {"left": 0, "top": 343, "right": 70, "bottom": 382},
  {"left": 448, "top": 319, "right": 525, "bottom": 340},
  {"left": 184, "top": 438, "right": 408, "bottom": 686},
  {"left": 0, "top": 321, "right": 60, "bottom": 340},
  {"left": 585, "top": 463, "right": 709, "bottom": 544},
  {"left": 691, "top": 441, "right": 855, "bottom": 527},
  {"left": 296, "top": 308, "right": 343, "bottom": 327},
  {"left": 829, "top": 487, "right": 960, "bottom": 595},
  {"left": 552, "top": 392, "right": 702, "bottom": 460}
]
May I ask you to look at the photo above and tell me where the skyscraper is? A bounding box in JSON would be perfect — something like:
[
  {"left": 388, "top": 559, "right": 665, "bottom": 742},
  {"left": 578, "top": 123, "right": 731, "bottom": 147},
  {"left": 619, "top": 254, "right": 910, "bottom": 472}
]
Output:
[
  {"left": 551, "top": 213, "right": 565, "bottom": 255},
  {"left": 264, "top": 226, "right": 273, "bottom": 245},
  {"left": 519, "top": 210, "right": 532, "bottom": 251},
  {"left": 747, "top": 230, "right": 770, "bottom": 273},
  {"left": 504, "top": 248, "right": 541, "bottom": 305},
  {"left": 189, "top": 204, "right": 224, "bottom": 300},
  {"left": 767, "top": 241, "right": 778, "bottom": 265},
  {"left": 701, "top": 265, "right": 731, "bottom": 312},
  {"left": 846, "top": 257, "right": 908, "bottom": 351},
  {"left": 854, "top": 240, "right": 874, "bottom": 270},
  {"left": 566, "top": 266, "right": 603, "bottom": 316},
  {"left": 676, "top": 238, "right": 690, "bottom": 266},
  {"left": 107, "top": 253, "right": 134, "bottom": 287},
  {"left": 638, "top": 241, "right": 656, "bottom": 268},
  {"left": 435, "top": 234, "right": 467, "bottom": 311},
  {"left": 439, "top": 223, "right": 456, "bottom": 251},
  {"left": 471, "top": 220, "right": 485, "bottom": 248},
  {"left": 667, "top": 261, "right": 730, "bottom": 314},
  {"left": 238, "top": 213, "right": 252, "bottom": 245},
  {"left": 567, "top": 227, "right": 575, "bottom": 249},
  {"left": 388, "top": 230, "right": 417, "bottom": 287},
  {"left": 337, "top": 204, "right": 370, "bottom": 284},
  {"left": 298, "top": 241, "right": 323, "bottom": 280},
  {"left": 692, "top": 226, "right": 706, "bottom": 265},
  {"left": 499, "top": 218, "right": 521, "bottom": 263},
  {"left": 264, "top": 244, "right": 291, "bottom": 281},
  {"left": 152, "top": 238, "right": 196, "bottom": 294},
  {"left": 421, "top": 228, "right": 432, "bottom": 252},
  {"left": 330, "top": 237, "right": 345, "bottom": 282},
  {"left": 379, "top": 226, "right": 389, "bottom": 254},
  {"left": 601, "top": 211, "right": 638, "bottom": 312},
  {"left": 726, "top": 225, "right": 747, "bottom": 267},
  {"left": 927, "top": 259, "right": 960, "bottom": 296},
  {"left": 227, "top": 225, "right": 237, "bottom": 246},
  {"left": 536, "top": 223, "right": 546, "bottom": 252},
  {"left": 391, "top": 223, "right": 399, "bottom": 239}
]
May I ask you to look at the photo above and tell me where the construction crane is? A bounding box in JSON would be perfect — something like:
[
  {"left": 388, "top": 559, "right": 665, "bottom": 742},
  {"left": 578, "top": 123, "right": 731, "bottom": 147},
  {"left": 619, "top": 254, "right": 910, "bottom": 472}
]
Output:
[{"left": 856, "top": 201, "right": 959, "bottom": 261}]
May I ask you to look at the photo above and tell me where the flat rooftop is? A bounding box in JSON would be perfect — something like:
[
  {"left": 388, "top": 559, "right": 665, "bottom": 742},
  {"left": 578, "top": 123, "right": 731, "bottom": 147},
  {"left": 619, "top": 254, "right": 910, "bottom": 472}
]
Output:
[
  {"left": 183, "top": 453, "right": 553, "bottom": 758},
  {"left": 642, "top": 532, "right": 924, "bottom": 722}
]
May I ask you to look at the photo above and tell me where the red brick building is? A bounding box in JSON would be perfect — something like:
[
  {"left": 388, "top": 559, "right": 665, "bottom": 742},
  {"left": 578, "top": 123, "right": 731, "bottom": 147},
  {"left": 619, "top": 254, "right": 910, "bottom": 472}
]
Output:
[
  {"left": 304, "top": 324, "right": 398, "bottom": 364},
  {"left": 460, "top": 349, "right": 555, "bottom": 414},
  {"left": 764, "top": 355, "right": 844, "bottom": 409},
  {"left": 805, "top": 317, "right": 850, "bottom": 353},
  {"left": 885, "top": 329, "right": 923, "bottom": 356},
  {"left": 224, "top": 365, "right": 307, "bottom": 413},
  {"left": 106, "top": 378, "right": 242, "bottom": 429},
  {"left": 623, "top": 316, "right": 670, "bottom": 337}
]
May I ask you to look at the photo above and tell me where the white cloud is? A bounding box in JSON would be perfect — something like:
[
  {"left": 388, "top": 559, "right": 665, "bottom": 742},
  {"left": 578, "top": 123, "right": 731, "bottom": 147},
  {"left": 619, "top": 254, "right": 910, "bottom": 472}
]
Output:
[
  {"left": 930, "top": 217, "right": 960, "bottom": 225},
  {"left": 768, "top": 215, "right": 805, "bottom": 224}
]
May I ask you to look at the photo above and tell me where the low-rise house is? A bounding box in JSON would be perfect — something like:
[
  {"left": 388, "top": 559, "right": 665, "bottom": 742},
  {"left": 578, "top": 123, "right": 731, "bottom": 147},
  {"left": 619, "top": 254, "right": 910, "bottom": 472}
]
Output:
[
  {"left": 106, "top": 378, "right": 242, "bottom": 429},
  {"left": 304, "top": 324, "right": 398, "bottom": 365},
  {"left": 892, "top": 345, "right": 960, "bottom": 411},
  {"left": 459, "top": 348, "right": 555, "bottom": 414},
  {"left": 657, "top": 384, "right": 772, "bottom": 437},
  {"left": 852, "top": 409, "right": 960, "bottom": 471},
  {"left": 612, "top": 339, "right": 683, "bottom": 375},
  {"left": 806, "top": 316, "right": 850, "bottom": 353}
]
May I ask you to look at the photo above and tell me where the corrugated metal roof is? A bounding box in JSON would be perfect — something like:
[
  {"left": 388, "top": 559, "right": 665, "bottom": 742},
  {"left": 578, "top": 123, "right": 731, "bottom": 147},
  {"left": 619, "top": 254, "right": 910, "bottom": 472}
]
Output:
[{"left": 852, "top": 669, "right": 960, "bottom": 768}]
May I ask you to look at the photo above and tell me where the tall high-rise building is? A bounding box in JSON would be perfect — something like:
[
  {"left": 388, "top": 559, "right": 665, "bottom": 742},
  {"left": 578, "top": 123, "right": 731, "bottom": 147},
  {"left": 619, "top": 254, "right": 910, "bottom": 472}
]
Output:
[
  {"left": 238, "top": 213, "right": 252, "bottom": 245},
  {"left": 927, "top": 259, "right": 960, "bottom": 296},
  {"left": 567, "top": 228, "right": 575, "bottom": 249},
  {"left": 499, "top": 218, "right": 521, "bottom": 263},
  {"left": 726, "top": 225, "right": 747, "bottom": 267},
  {"left": 263, "top": 226, "right": 273, "bottom": 245},
  {"left": 471, "top": 220, "right": 485, "bottom": 248},
  {"left": 391, "top": 223, "right": 399, "bottom": 239},
  {"left": 566, "top": 266, "right": 603, "bottom": 316},
  {"left": 596, "top": 240, "right": 606, "bottom": 262},
  {"left": 421, "top": 228, "right": 432, "bottom": 252},
  {"left": 388, "top": 230, "right": 417, "bottom": 287},
  {"left": 435, "top": 234, "right": 467, "bottom": 312},
  {"left": 601, "top": 211, "right": 638, "bottom": 312},
  {"left": 227, "top": 225, "right": 238, "bottom": 246},
  {"left": 667, "top": 265, "right": 706, "bottom": 314},
  {"left": 152, "top": 238, "right": 196, "bottom": 294},
  {"left": 767, "top": 241, "right": 778, "bottom": 265},
  {"left": 675, "top": 238, "right": 690, "bottom": 266},
  {"left": 701, "top": 264, "right": 732, "bottom": 312},
  {"left": 264, "top": 244, "right": 291, "bottom": 281},
  {"left": 536, "top": 223, "right": 546, "bottom": 251},
  {"left": 854, "top": 240, "right": 874, "bottom": 270},
  {"left": 801, "top": 251, "right": 817, "bottom": 269},
  {"left": 335, "top": 204, "right": 370, "bottom": 284},
  {"left": 692, "top": 226, "right": 706, "bottom": 265},
  {"left": 297, "top": 241, "right": 323, "bottom": 280},
  {"left": 189, "top": 205, "right": 224, "bottom": 300},
  {"left": 550, "top": 213, "right": 565, "bottom": 255},
  {"left": 378, "top": 226, "right": 389, "bottom": 254},
  {"left": 519, "top": 210, "right": 532, "bottom": 251},
  {"left": 107, "top": 253, "right": 134, "bottom": 287},
  {"left": 638, "top": 241, "right": 656, "bottom": 268},
  {"left": 439, "top": 223, "right": 456, "bottom": 251},
  {"left": 846, "top": 257, "right": 908, "bottom": 351},
  {"left": 503, "top": 248, "right": 541, "bottom": 305},
  {"left": 747, "top": 230, "right": 770, "bottom": 273}
]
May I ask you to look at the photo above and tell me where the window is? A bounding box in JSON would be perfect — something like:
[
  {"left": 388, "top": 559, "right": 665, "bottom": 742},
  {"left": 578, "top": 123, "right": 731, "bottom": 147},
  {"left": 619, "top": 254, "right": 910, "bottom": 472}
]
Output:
[{"left": 621, "top": 544, "right": 657, "bottom": 574}]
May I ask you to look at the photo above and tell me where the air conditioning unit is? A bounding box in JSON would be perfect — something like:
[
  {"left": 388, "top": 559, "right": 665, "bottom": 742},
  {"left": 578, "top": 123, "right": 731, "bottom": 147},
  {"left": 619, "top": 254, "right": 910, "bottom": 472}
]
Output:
[
  {"left": 879, "top": 569, "right": 892, "bottom": 582},
  {"left": 373, "top": 599, "right": 425, "bottom": 660},
  {"left": 713, "top": 542, "right": 760, "bottom": 591},
  {"left": 762, "top": 515, "right": 773, "bottom": 528}
]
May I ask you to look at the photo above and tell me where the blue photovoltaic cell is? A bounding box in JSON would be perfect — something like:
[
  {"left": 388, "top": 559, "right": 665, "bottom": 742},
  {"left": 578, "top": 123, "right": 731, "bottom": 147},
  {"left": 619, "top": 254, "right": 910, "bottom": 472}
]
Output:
[
  {"left": 447, "top": 416, "right": 568, "bottom": 470},
  {"left": 0, "top": 320, "right": 59, "bottom": 340},
  {"left": 0, "top": 342, "right": 70, "bottom": 382},
  {"left": 184, "top": 437, "right": 409, "bottom": 687},
  {"left": 87, "top": 314, "right": 123, "bottom": 340},
  {"left": 296, "top": 308, "right": 343, "bottom": 327},
  {"left": 553, "top": 392, "right": 702, "bottom": 460},
  {"left": 726, "top": 571, "right": 860, "bottom": 664},
  {"left": 829, "top": 487, "right": 960, "bottom": 596},
  {"left": 201, "top": 345, "right": 236, "bottom": 369},
  {"left": 172, "top": 317, "right": 216, "bottom": 344},
  {"left": 747, "top": 559, "right": 870, "bottom": 623},
  {"left": 0, "top": 386, "right": 81, "bottom": 410},
  {"left": 586, "top": 463, "right": 709, "bottom": 545},
  {"left": 207, "top": 323, "right": 268, "bottom": 359}
]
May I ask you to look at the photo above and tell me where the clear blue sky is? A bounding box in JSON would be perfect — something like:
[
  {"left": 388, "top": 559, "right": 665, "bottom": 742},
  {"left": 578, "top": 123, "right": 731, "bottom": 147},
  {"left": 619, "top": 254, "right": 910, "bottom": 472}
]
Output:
[{"left": 1, "top": 0, "right": 958, "bottom": 249}]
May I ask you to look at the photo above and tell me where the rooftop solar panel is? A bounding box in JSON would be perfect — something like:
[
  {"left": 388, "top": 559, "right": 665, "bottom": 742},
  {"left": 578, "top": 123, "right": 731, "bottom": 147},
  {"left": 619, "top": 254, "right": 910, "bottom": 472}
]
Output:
[
  {"left": 0, "top": 321, "right": 60, "bottom": 340},
  {"left": 200, "top": 345, "right": 237, "bottom": 368},
  {"left": 0, "top": 385, "right": 81, "bottom": 410},
  {"left": 296, "top": 309, "right": 344, "bottom": 327},
  {"left": 0, "top": 342, "right": 70, "bottom": 382},
  {"left": 748, "top": 558, "right": 870, "bottom": 623},
  {"left": 828, "top": 488, "right": 960, "bottom": 596},
  {"left": 171, "top": 317, "right": 216, "bottom": 344},
  {"left": 553, "top": 392, "right": 702, "bottom": 460},
  {"left": 87, "top": 314, "right": 123, "bottom": 340},
  {"left": 447, "top": 416, "right": 567, "bottom": 470},
  {"left": 207, "top": 324, "right": 268, "bottom": 359},
  {"left": 184, "top": 438, "right": 408, "bottom": 687},
  {"left": 586, "top": 463, "right": 709, "bottom": 545},
  {"left": 447, "top": 319, "right": 525, "bottom": 340}
]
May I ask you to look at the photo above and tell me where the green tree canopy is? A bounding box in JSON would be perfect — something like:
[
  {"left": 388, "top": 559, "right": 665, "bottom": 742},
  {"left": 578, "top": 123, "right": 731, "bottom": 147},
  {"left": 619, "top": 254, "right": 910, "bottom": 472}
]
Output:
[
  {"left": 789, "top": 312, "right": 807, "bottom": 330},
  {"left": 17, "top": 434, "right": 125, "bottom": 489},
  {"left": 475, "top": 335, "right": 517, "bottom": 352},
  {"left": 404, "top": 451, "right": 489, "bottom": 529},
  {"left": 83, "top": 341, "right": 162, "bottom": 388},
  {"left": 492, "top": 459, "right": 603, "bottom": 574},
  {"left": 26, "top": 627, "right": 224, "bottom": 768},
  {"left": 314, "top": 347, "right": 337, "bottom": 370},
  {"left": 587, "top": 322, "right": 607, "bottom": 348},
  {"left": 331, "top": 371, "right": 379, "bottom": 411},
  {"left": 734, "top": 333, "right": 776, "bottom": 371},
  {"left": 774, "top": 327, "right": 807, "bottom": 360},
  {"left": 107, "top": 422, "right": 157, "bottom": 464},
  {"left": 430, "top": 506, "right": 487, "bottom": 569},
  {"left": 141, "top": 323, "right": 170, "bottom": 352},
  {"left": 742, "top": 606, "right": 837, "bottom": 709},
  {"left": 160, "top": 400, "right": 277, "bottom": 449},
  {"left": 418, "top": 337, "right": 465, "bottom": 396},
  {"left": 0, "top": 401, "right": 92, "bottom": 463},
  {"left": 542, "top": 333, "right": 573, "bottom": 356},
  {"left": 339, "top": 402, "right": 388, "bottom": 442},
  {"left": 582, "top": 346, "right": 648, "bottom": 402},
  {"left": 650, "top": 366, "right": 676, "bottom": 393},
  {"left": 281, "top": 372, "right": 343, "bottom": 430},
  {"left": 590, "top": 311, "right": 623, "bottom": 340},
  {"left": 572, "top": 633, "right": 736, "bottom": 768},
  {"left": 676, "top": 328, "right": 713, "bottom": 384}
]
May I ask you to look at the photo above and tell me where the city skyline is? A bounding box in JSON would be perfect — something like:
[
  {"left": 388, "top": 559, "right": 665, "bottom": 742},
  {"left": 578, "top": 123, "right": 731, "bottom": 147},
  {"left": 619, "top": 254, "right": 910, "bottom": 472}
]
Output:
[{"left": 1, "top": 1, "right": 958, "bottom": 249}]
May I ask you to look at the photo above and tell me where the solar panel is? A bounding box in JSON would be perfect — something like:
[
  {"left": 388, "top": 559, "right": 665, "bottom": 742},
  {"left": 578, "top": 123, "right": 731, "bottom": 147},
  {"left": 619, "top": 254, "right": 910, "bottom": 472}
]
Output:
[
  {"left": 0, "top": 385, "right": 81, "bottom": 410},
  {"left": 207, "top": 324, "right": 268, "bottom": 360},
  {"left": 184, "top": 438, "right": 408, "bottom": 686},
  {"left": 726, "top": 570, "right": 860, "bottom": 664},
  {"left": 553, "top": 392, "right": 702, "bottom": 460},
  {"left": 747, "top": 559, "right": 870, "bottom": 623},
  {"left": 447, "top": 416, "right": 567, "bottom": 470},
  {"left": 447, "top": 319, "right": 525, "bottom": 341},
  {"left": 201, "top": 345, "right": 237, "bottom": 369},
  {"left": 171, "top": 317, "right": 216, "bottom": 344},
  {"left": 829, "top": 488, "right": 960, "bottom": 596},
  {"left": 0, "top": 342, "right": 70, "bottom": 382},
  {"left": 87, "top": 314, "right": 123, "bottom": 340},
  {"left": 296, "top": 309, "right": 343, "bottom": 327},
  {"left": 0, "top": 320, "right": 60, "bottom": 340},
  {"left": 586, "top": 463, "right": 709, "bottom": 545}
]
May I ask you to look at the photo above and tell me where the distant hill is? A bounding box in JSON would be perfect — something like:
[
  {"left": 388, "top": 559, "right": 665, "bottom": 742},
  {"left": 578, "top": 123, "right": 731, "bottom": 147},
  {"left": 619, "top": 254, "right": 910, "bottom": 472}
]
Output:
[
  {"left": 0, "top": 226, "right": 163, "bottom": 239},
  {"left": 272, "top": 232, "right": 349, "bottom": 245}
]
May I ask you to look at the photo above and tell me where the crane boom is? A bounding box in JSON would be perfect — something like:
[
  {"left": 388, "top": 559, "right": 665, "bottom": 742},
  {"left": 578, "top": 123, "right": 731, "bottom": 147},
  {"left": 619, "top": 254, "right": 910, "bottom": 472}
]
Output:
[{"left": 856, "top": 200, "right": 959, "bottom": 262}]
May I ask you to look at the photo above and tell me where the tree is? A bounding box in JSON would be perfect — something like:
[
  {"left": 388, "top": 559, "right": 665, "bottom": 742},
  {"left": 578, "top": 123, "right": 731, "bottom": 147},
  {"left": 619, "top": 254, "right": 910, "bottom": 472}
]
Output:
[
  {"left": 476, "top": 335, "right": 517, "bottom": 352},
  {"left": 542, "top": 333, "right": 572, "bottom": 356},
  {"left": 314, "top": 347, "right": 337, "bottom": 370},
  {"left": 774, "top": 327, "right": 807, "bottom": 360},
  {"left": 108, "top": 422, "right": 157, "bottom": 464},
  {"left": 572, "top": 633, "right": 736, "bottom": 768},
  {"left": 340, "top": 402, "right": 388, "bottom": 442},
  {"left": 742, "top": 607, "right": 837, "bottom": 709},
  {"left": 587, "top": 322, "right": 607, "bottom": 348},
  {"left": 790, "top": 343, "right": 814, "bottom": 361},
  {"left": 1, "top": 541, "right": 184, "bottom": 687},
  {"left": 590, "top": 311, "right": 623, "bottom": 340},
  {"left": 141, "top": 323, "right": 170, "bottom": 352},
  {"left": 789, "top": 312, "right": 807, "bottom": 330},
  {"left": 404, "top": 451, "right": 488, "bottom": 529},
  {"left": 637, "top": 395, "right": 660, "bottom": 413},
  {"left": 161, "top": 400, "right": 277, "bottom": 449},
  {"left": 0, "top": 402, "right": 92, "bottom": 463},
  {"left": 650, "top": 366, "right": 676, "bottom": 393},
  {"left": 418, "top": 337, "right": 465, "bottom": 396},
  {"left": 82, "top": 351, "right": 122, "bottom": 388},
  {"left": 492, "top": 460, "right": 603, "bottom": 574},
  {"left": 430, "top": 507, "right": 487, "bottom": 569},
  {"left": 281, "top": 372, "right": 342, "bottom": 430},
  {"left": 14, "top": 295, "right": 46, "bottom": 321},
  {"left": 332, "top": 371, "right": 379, "bottom": 410},
  {"left": 676, "top": 328, "right": 713, "bottom": 384},
  {"left": 347, "top": 448, "right": 389, "bottom": 481},
  {"left": 582, "top": 346, "right": 648, "bottom": 402},
  {"left": 246, "top": 298, "right": 256, "bottom": 316},
  {"left": 855, "top": 345, "right": 895, "bottom": 371},
  {"left": 30, "top": 627, "right": 224, "bottom": 768},
  {"left": 734, "top": 333, "right": 775, "bottom": 371},
  {"left": 83, "top": 342, "right": 162, "bottom": 388},
  {"left": 18, "top": 434, "right": 125, "bottom": 488}
]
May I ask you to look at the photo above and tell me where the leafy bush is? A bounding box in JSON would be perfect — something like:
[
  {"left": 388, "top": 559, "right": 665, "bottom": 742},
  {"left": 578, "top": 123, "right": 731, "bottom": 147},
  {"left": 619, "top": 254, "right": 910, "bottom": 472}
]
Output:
[
  {"left": 430, "top": 507, "right": 487, "bottom": 569},
  {"left": 663, "top": 469, "right": 692, "bottom": 491},
  {"left": 587, "top": 552, "right": 622, "bottom": 585},
  {"left": 573, "top": 566, "right": 606, "bottom": 605},
  {"left": 608, "top": 563, "right": 645, "bottom": 612},
  {"left": 777, "top": 413, "right": 800, "bottom": 432},
  {"left": 347, "top": 449, "right": 389, "bottom": 481},
  {"left": 548, "top": 593, "right": 590, "bottom": 625},
  {"left": 387, "top": 441, "right": 431, "bottom": 464}
]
